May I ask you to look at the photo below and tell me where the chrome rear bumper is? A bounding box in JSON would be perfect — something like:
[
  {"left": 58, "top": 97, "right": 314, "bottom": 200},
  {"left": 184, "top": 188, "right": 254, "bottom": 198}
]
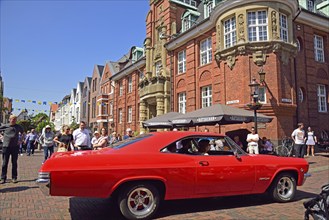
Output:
[
  {"left": 303, "top": 173, "right": 311, "bottom": 185},
  {"left": 36, "top": 172, "right": 50, "bottom": 196}
]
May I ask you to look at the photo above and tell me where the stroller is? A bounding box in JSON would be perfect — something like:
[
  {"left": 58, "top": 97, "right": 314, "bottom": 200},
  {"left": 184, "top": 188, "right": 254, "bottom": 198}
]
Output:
[{"left": 304, "top": 184, "right": 329, "bottom": 220}]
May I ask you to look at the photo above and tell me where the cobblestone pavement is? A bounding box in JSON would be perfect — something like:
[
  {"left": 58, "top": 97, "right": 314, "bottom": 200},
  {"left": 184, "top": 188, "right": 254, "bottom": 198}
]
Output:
[{"left": 0, "top": 149, "right": 328, "bottom": 220}]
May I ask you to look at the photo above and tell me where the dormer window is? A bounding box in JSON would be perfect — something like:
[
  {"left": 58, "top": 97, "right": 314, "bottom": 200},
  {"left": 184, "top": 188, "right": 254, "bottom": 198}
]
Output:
[
  {"left": 307, "top": 0, "right": 314, "bottom": 12},
  {"left": 132, "top": 47, "right": 144, "bottom": 63},
  {"left": 182, "top": 10, "right": 199, "bottom": 32},
  {"left": 204, "top": 0, "right": 214, "bottom": 18}
]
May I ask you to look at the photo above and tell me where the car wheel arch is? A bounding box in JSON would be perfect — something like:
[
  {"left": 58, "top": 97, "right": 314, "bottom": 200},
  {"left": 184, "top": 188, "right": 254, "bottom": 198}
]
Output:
[
  {"left": 110, "top": 179, "right": 166, "bottom": 200},
  {"left": 267, "top": 169, "right": 299, "bottom": 188},
  {"left": 267, "top": 170, "right": 298, "bottom": 202}
]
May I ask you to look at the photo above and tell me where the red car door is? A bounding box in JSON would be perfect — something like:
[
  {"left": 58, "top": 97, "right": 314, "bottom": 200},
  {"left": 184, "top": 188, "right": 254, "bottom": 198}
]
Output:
[{"left": 195, "top": 154, "right": 256, "bottom": 196}]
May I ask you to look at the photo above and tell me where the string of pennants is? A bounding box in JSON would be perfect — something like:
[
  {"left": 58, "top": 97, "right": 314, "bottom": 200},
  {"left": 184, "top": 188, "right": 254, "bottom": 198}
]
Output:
[
  {"left": 12, "top": 108, "right": 49, "bottom": 113},
  {"left": 13, "top": 99, "right": 110, "bottom": 107}
]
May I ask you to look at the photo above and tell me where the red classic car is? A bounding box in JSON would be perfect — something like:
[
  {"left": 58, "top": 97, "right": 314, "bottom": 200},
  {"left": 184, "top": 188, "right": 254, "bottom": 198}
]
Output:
[{"left": 37, "top": 131, "right": 310, "bottom": 220}]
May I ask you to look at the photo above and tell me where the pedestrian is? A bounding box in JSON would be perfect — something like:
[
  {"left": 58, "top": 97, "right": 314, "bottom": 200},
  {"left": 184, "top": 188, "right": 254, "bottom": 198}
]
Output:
[
  {"left": 25, "top": 128, "right": 38, "bottom": 156},
  {"left": 123, "top": 128, "right": 133, "bottom": 140},
  {"left": 110, "top": 131, "right": 119, "bottom": 145},
  {"left": 305, "top": 126, "right": 317, "bottom": 157},
  {"left": 54, "top": 125, "right": 74, "bottom": 152},
  {"left": 233, "top": 135, "right": 244, "bottom": 149},
  {"left": 72, "top": 121, "right": 91, "bottom": 150},
  {"left": 204, "top": 128, "right": 209, "bottom": 132},
  {"left": 246, "top": 127, "right": 259, "bottom": 154},
  {"left": 39, "top": 125, "right": 55, "bottom": 163},
  {"left": 92, "top": 127, "right": 108, "bottom": 150},
  {"left": 0, "top": 115, "right": 24, "bottom": 184},
  {"left": 91, "top": 131, "right": 100, "bottom": 148},
  {"left": 291, "top": 122, "right": 305, "bottom": 158}
]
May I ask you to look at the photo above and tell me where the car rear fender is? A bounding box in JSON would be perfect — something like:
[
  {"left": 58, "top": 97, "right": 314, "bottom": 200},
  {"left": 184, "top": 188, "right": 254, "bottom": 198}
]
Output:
[{"left": 109, "top": 176, "right": 167, "bottom": 199}]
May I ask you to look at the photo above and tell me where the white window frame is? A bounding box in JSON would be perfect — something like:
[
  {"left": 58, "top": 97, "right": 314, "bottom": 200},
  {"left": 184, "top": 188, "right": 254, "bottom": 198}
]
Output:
[
  {"left": 178, "top": 50, "right": 186, "bottom": 74},
  {"left": 200, "top": 37, "right": 212, "bottom": 66},
  {"left": 204, "top": 0, "right": 214, "bottom": 18},
  {"left": 119, "top": 82, "right": 123, "bottom": 96},
  {"left": 127, "top": 106, "right": 132, "bottom": 123},
  {"left": 119, "top": 108, "right": 123, "bottom": 123},
  {"left": 248, "top": 10, "right": 268, "bottom": 42},
  {"left": 258, "top": 87, "right": 266, "bottom": 104},
  {"left": 314, "top": 35, "right": 325, "bottom": 62},
  {"left": 128, "top": 76, "right": 132, "bottom": 93},
  {"left": 307, "top": 0, "right": 314, "bottom": 12},
  {"left": 298, "top": 88, "right": 304, "bottom": 103},
  {"left": 224, "top": 16, "right": 237, "bottom": 48},
  {"left": 317, "top": 85, "right": 327, "bottom": 112},
  {"left": 201, "top": 86, "right": 212, "bottom": 108},
  {"left": 178, "top": 92, "right": 186, "bottom": 114},
  {"left": 279, "top": 13, "right": 288, "bottom": 42}
]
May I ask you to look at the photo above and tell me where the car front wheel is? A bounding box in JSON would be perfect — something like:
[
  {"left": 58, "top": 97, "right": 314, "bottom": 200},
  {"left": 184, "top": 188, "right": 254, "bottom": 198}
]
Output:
[
  {"left": 118, "top": 183, "right": 160, "bottom": 220},
  {"left": 270, "top": 173, "right": 296, "bottom": 202}
]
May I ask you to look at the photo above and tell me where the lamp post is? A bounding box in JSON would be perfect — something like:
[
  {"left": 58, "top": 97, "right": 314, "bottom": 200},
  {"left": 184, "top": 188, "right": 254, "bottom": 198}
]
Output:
[{"left": 248, "top": 78, "right": 261, "bottom": 133}]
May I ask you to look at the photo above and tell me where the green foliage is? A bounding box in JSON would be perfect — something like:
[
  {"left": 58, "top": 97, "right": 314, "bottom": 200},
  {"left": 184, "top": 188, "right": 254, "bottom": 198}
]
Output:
[{"left": 70, "top": 116, "right": 79, "bottom": 130}]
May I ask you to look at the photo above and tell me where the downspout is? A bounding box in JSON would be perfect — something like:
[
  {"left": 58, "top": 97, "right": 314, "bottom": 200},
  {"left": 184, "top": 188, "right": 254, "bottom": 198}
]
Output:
[{"left": 293, "top": 2, "right": 302, "bottom": 124}]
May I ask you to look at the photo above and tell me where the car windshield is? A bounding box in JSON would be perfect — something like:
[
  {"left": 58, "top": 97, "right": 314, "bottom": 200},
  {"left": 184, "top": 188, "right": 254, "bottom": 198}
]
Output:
[{"left": 109, "top": 133, "right": 153, "bottom": 149}]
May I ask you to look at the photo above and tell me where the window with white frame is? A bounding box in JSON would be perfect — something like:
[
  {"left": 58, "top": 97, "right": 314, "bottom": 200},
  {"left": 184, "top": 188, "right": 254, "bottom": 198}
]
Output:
[
  {"left": 200, "top": 37, "right": 212, "bottom": 65},
  {"left": 155, "top": 61, "right": 161, "bottom": 76},
  {"left": 314, "top": 35, "right": 325, "bottom": 62},
  {"left": 119, "top": 81, "right": 123, "bottom": 96},
  {"left": 119, "top": 108, "right": 123, "bottom": 123},
  {"left": 317, "top": 85, "right": 327, "bottom": 112},
  {"left": 178, "top": 92, "right": 186, "bottom": 114},
  {"left": 102, "top": 102, "right": 107, "bottom": 115},
  {"left": 178, "top": 50, "right": 186, "bottom": 74},
  {"left": 201, "top": 86, "right": 212, "bottom": 108},
  {"left": 127, "top": 106, "right": 132, "bottom": 123},
  {"left": 248, "top": 10, "right": 268, "bottom": 42},
  {"left": 204, "top": 0, "right": 214, "bottom": 18},
  {"left": 307, "top": 0, "right": 314, "bottom": 12},
  {"left": 258, "top": 87, "right": 266, "bottom": 103},
  {"left": 110, "top": 101, "right": 113, "bottom": 116},
  {"left": 298, "top": 88, "right": 304, "bottom": 103},
  {"left": 128, "top": 76, "right": 132, "bottom": 93},
  {"left": 224, "top": 16, "right": 237, "bottom": 48},
  {"left": 279, "top": 13, "right": 288, "bottom": 42},
  {"left": 182, "top": 14, "right": 198, "bottom": 32}
]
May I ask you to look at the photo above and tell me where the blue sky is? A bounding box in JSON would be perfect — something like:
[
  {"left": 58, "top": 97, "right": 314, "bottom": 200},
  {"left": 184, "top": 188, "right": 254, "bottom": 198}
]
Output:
[{"left": 0, "top": 0, "right": 149, "bottom": 115}]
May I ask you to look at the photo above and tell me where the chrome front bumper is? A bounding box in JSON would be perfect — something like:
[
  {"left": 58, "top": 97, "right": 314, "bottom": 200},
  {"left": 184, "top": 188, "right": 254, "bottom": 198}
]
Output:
[
  {"left": 36, "top": 172, "right": 50, "bottom": 196},
  {"left": 303, "top": 173, "right": 311, "bottom": 185}
]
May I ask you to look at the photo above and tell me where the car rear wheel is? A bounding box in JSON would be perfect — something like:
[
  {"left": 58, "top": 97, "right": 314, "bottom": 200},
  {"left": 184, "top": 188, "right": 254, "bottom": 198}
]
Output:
[
  {"left": 118, "top": 183, "right": 160, "bottom": 220},
  {"left": 270, "top": 173, "right": 296, "bottom": 202}
]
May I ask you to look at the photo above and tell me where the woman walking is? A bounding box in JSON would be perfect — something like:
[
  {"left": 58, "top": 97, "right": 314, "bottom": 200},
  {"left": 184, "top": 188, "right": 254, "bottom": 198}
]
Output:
[
  {"left": 39, "top": 125, "right": 55, "bottom": 163},
  {"left": 305, "top": 126, "right": 317, "bottom": 156}
]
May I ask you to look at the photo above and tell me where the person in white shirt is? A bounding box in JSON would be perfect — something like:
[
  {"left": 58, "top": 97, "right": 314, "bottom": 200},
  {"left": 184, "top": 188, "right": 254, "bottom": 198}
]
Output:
[
  {"left": 246, "top": 127, "right": 260, "bottom": 154},
  {"left": 291, "top": 122, "right": 305, "bottom": 158},
  {"left": 91, "top": 131, "right": 100, "bottom": 147},
  {"left": 72, "top": 121, "right": 91, "bottom": 150}
]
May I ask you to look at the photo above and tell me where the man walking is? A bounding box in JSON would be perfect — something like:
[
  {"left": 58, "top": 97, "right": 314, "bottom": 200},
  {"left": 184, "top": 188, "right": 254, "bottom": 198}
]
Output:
[
  {"left": 0, "top": 115, "right": 24, "bottom": 184},
  {"left": 291, "top": 122, "right": 306, "bottom": 158},
  {"left": 25, "top": 128, "right": 38, "bottom": 156},
  {"left": 72, "top": 121, "right": 91, "bottom": 150}
]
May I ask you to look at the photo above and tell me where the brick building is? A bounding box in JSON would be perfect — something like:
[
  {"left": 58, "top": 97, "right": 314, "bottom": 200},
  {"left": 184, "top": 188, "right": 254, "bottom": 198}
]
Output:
[{"left": 81, "top": 0, "right": 328, "bottom": 144}]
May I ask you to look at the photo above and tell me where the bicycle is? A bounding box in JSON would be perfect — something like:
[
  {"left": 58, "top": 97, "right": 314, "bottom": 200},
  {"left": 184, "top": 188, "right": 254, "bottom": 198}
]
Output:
[
  {"left": 275, "top": 137, "right": 294, "bottom": 157},
  {"left": 304, "top": 184, "right": 329, "bottom": 220}
]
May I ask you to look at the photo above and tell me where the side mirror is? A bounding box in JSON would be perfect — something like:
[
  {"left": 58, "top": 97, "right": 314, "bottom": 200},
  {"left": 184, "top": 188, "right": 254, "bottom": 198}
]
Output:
[{"left": 234, "top": 150, "right": 241, "bottom": 160}]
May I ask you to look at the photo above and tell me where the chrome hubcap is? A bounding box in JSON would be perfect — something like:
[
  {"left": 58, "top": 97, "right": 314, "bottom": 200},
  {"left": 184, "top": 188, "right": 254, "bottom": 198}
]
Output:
[
  {"left": 277, "top": 177, "right": 294, "bottom": 199},
  {"left": 127, "top": 187, "right": 154, "bottom": 216}
]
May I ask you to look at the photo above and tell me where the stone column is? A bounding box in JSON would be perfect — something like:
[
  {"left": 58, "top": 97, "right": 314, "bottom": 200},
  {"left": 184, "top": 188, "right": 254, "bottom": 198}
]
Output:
[
  {"left": 139, "top": 100, "right": 147, "bottom": 133},
  {"left": 144, "top": 38, "right": 152, "bottom": 78},
  {"left": 156, "top": 96, "right": 164, "bottom": 117}
]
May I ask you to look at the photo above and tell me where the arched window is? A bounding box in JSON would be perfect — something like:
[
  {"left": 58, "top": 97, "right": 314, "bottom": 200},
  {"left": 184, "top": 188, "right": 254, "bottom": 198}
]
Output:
[{"left": 298, "top": 87, "right": 304, "bottom": 103}]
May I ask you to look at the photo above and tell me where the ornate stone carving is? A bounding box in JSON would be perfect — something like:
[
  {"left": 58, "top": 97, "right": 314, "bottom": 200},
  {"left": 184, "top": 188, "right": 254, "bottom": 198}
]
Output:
[
  {"left": 226, "top": 55, "right": 236, "bottom": 70},
  {"left": 252, "top": 51, "right": 267, "bottom": 66},
  {"left": 271, "top": 11, "right": 279, "bottom": 40},
  {"left": 216, "top": 21, "right": 221, "bottom": 51},
  {"left": 238, "top": 14, "right": 245, "bottom": 43}
]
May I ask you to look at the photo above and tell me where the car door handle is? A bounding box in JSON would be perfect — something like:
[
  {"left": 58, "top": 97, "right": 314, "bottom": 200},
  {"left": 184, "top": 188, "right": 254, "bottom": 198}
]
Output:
[{"left": 199, "top": 161, "right": 209, "bottom": 166}]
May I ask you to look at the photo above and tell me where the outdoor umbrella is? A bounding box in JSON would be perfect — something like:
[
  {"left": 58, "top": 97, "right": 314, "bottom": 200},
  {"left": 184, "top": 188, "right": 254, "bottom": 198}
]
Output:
[
  {"left": 170, "top": 104, "right": 272, "bottom": 127},
  {"left": 142, "top": 112, "right": 184, "bottom": 129}
]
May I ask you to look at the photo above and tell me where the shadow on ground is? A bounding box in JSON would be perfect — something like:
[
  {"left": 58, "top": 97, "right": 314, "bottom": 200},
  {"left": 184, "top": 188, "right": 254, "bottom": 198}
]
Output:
[
  {"left": 68, "top": 190, "right": 318, "bottom": 220},
  {"left": 0, "top": 186, "right": 39, "bottom": 193}
]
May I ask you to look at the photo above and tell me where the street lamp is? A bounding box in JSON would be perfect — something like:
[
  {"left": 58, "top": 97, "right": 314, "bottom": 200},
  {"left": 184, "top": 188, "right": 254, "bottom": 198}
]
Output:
[{"left": 248, "top": 78, "right": 262, "bottom": 133}]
